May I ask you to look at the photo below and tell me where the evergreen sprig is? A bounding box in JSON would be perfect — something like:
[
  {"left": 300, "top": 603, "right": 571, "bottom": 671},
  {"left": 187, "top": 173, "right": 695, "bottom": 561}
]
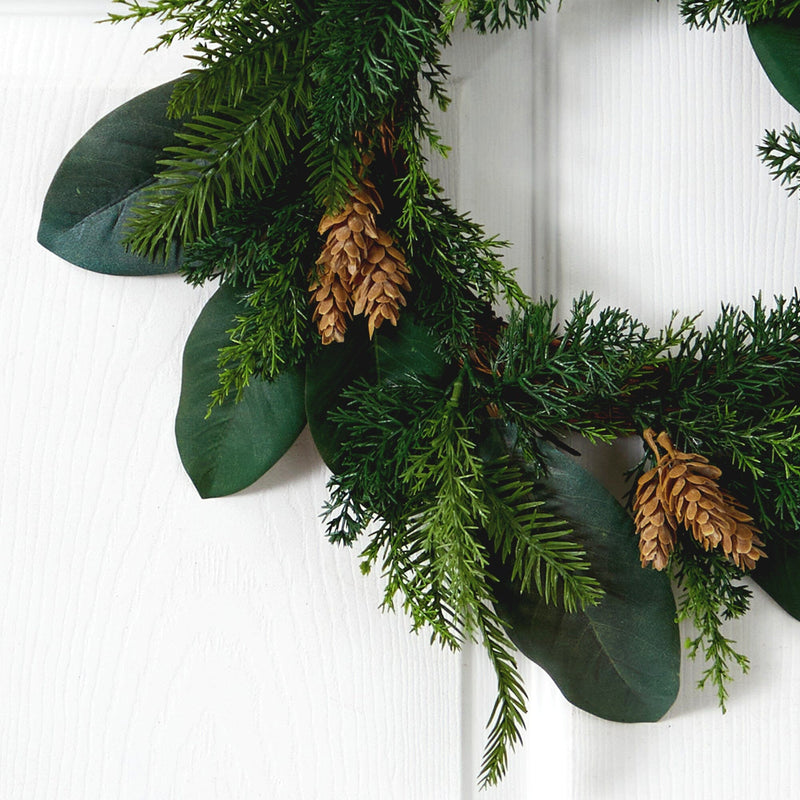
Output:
[
  {"left": 126, "top": 69, "right": 312, "bottom": 260},
  {"left": 107, "top": 0, "right": 306, "bottom": 49},
  {"left": 323, "top": 368, "right": 603, "bottom": 784},
  {"left": 306, "top": 0, "right": 451, "bottom": 209},
  {"left": 409, "top": 197, "right": 528, "bottom": 354},
  {"left": 759, "top": 125, "right": 800, "bottom": 197},
  {"left": 482, "top": 457, "right": 603, "bottom": 612},
  {"left": 678, "top": 0, "right": 800, "bottom": 28},
  {"left": 166, "top": 13, "right": 313, "bottom": 116},
  {"left": 672, "top": 548, "right": 752, "bottom": 710},
  {"left": 446, "top": 0, "right": 551, "bottom": 32},
  {"left": 494, "top": 294, "right": 693, "bottom": 442}
]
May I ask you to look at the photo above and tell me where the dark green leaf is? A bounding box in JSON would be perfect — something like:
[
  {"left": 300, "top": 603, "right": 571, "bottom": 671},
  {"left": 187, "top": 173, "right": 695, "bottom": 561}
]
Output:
[
  {"left": 38, "top": 80, "right": 186, "bottom": 275},
  {"left": 490, "top": 433, "right": 681, "bottom": 722},
  {"left": 176, "top": 284, "right": 306, "bottom": 498},
  {"left": 305, "top": 316, "right": 447, "bottom": 471},
  {"left": 749, "top": 18, "right": 800, "bottom": 113},
  {"left": 753, "top": 536, "right": 800, "bottom": 620}
]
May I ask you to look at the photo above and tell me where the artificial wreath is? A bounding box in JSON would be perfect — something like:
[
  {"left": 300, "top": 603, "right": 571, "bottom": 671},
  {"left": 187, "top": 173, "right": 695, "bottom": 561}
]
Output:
[{"left": 38, "top": 0, "right": 800, "bottom": 787}]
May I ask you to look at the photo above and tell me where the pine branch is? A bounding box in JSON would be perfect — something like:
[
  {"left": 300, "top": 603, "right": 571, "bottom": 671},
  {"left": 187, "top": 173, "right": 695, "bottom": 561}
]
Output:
[
  {"left": 407, "top": 197, "right": 527, "bottom": 356},
  {"left": 482, "top": 458, "right": 603, "bottom": 612},
  {"left": 495, "top": 294, "right": 691, "bottom": 442},
  {"left": 476, "top": 610, "right": 527, "bottom": 789},
  {"left": 125, "top": 67, "right": 311, "bottom": 260},
  {"left": 360, "top": 517, "right": 465, "bottom": 648},
  {"left": 678, "top": 0, "right": 800, "bottom": 28},
  {"left": 448, "top": 0, "right": 551, "bottom": 33},
  {"left": 759, "top": 125, "right": 800, "bottom": 197},
  {"left": 398, "top": 379, "right": 495, "bottom": 634},
  {"left": 167, "top": 16, "right": 312, "bottom": 117},
  {"left": 106, "top": 0, "right": 305, "bottom": 50},
  {"left": 672, "top": 548, "right": 752, "bottom": 710},
  {"left": 305, "top": 0, "right": 450, "bottom": 208},
  {"left": 209, "top": 276, "right": 310, "bottom": 408}
]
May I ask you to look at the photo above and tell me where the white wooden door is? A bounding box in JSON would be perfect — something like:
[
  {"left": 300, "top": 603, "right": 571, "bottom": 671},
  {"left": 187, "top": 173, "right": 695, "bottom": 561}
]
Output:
[{"left": 3, "top": 2, "right": 800, "bottom": 798}]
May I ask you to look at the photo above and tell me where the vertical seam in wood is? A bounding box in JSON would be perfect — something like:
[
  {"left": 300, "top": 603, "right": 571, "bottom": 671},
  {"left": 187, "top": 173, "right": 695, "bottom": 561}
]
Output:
[
  {"left": 531, "top": 12, "right": 562, "bottom": 300},
  {"left": 458, "top": 643, "right": 475, "bottom": 800}
]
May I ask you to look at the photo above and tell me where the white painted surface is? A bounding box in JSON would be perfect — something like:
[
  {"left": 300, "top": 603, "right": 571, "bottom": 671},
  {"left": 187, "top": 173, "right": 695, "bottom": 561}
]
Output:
[{"left": 3, "top": 2, "right": 800, "bottom": 798}]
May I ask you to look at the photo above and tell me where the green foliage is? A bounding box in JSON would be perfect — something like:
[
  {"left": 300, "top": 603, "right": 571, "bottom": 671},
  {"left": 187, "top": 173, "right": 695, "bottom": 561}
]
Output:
[
  {"left": 494, "top": 294, "right": 693, "bottom": 442},
  {"left": 491, "top": 437, "right": 681, "bottom": 724},
  {"left": 446, "top": 0, "right": 551, "bottom": 32},
  {"left": 305, "top": 0, "right": 450, "bottom": 209},
  {"left": 180, "top": 175, "right": 319, "bottom": 401},
  {"left": 320, "top": 372, "right": 605, "bottom": 786},
  {"left": 662, "top": 297, "right": 800, "bottom": 533},
  {"left": 107, "top": 2, "right": 317, "bottom": 261},
  {"left": 107, "top": 1, "right": 307, "bottom": 49},
  {"left": 752, "top": 536, "right": 800, "bottom": 618},
  {"left": 167, "top": 13, "right": 313, "bottom": 116},
  {"left": 680, "top": 0, "right": 800, "bottom": 28},
  {"left": 672, "top": 548, "right": 752, "bottom": 710},
  {"left": 759, "top": 124, "right": 800, "bottom": 194},
  {"left": 209, "top": 275, "right": 311, "bottom": 405},
  {"left": 38, "top": 81, "right": 186, "bottom": 275},
  {"left": 482, "top": 457, "right": 603, "bottom": 611},
  {"left": 309, "top": 0, "right": 445, "bottom": 143},
  {"left": 749, "top": 15, "right": 800, "bottom": 113},
  {"left": 125, "top": 69, "right": 312, "bottom": 260},
  {"left": 304, "top": 315, "right": 449, "bottom": 473},
  {"left": 327, "top": 376, "right": 529, "bottom": 786},
  {"left": 172, "top": 164, "right": 321, "bottom": 404},
  {"left": 175, "top": 284, "right": 307, "bottom": 497},
  {"left": 46, "top": 0, "right": 800, "bottom": 786},
  {"left": 406, "top": 197, "right": 527, "bottom": 355}
]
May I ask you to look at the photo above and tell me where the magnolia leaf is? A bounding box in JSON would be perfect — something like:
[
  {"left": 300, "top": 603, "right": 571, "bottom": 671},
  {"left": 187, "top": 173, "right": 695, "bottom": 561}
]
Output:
[
  {"left": 749, "top": 18, "right": 800, "bottom": 113},
  {"left": 305, "top": 317, "right": 447, "bottom": 471},
  {"left": 176, "top": 285, "right": 306, "bottom": 498},
  {"left": 38, "top": 80, "right": 185, "bottom": 274},
  {"left": 490, "top": 434, "right": 680, "bottom": 722},
  {"left": 753, "top": 537, "right": 800, "bottom": 620}
]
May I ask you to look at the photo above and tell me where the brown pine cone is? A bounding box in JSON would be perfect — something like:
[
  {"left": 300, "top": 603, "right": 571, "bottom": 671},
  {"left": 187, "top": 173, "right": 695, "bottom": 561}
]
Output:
[
  {"left": 311, "top": 179, "right": 411, "bottom": 343},
  {"left": 633, "top": 464, "right": 677, "bottom": 570},
  {"left": 719, "top": 491, "right": 766, "bottom": 570},
  {"left": 635, "top": 429, "right": 765, "bottom": 572},
  {"left": 309, "top": 267, "right": 351, "bottom": 345},
  {"left": 351, "top": 232, "right": 412, "bottom": 337},
  {"left": 656, "top": 449, "right": 730, "bottom": 553}
]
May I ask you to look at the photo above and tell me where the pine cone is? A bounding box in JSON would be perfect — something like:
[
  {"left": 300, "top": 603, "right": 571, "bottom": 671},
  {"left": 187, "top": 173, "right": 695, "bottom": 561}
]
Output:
[
  {"left": 309, "top": 267, "right": 351, "bottom": 345},
  {"left": 657, "top": 449, "right": 730, "bottom": 553},
  {"left": 633, "top": 464, "right": 677, "bottom": 570},
  {"left": 634, "top": 429, "right": 765, "bottom": 571},
  {"left": 719, "top": 491, "right": 766, "bottom": 571},
  {"left": 351, "top": 231, "right": 411, "bottom": 337},
  {"left": 311, "top": 180, "right": 411, "bottom": 343}
]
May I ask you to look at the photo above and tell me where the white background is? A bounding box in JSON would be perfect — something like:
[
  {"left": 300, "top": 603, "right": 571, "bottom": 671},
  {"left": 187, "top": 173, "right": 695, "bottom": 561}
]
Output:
[{"left": 3, "top": 1, "right": 800, "bottom": 797}]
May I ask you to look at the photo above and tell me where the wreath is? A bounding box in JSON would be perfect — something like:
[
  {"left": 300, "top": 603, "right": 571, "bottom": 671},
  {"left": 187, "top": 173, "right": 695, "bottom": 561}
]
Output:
[{"left": 37, "top": 0, "right": 800, "bottom": 787}]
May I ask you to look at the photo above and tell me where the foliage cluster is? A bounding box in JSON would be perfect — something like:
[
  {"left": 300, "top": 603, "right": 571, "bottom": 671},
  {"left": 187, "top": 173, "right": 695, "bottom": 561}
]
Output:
[
  {"left": 37, "top": 0, "right": 800, "bottom": 788},
  {"left": 678, "top": 0, "right": 800, "bottom": 29}
]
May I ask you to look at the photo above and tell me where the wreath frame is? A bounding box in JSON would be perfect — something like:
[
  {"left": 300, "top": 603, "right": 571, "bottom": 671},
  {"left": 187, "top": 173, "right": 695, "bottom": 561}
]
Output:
[{"left": 37, "top": 0, "right": 800, "bottom": 787}]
